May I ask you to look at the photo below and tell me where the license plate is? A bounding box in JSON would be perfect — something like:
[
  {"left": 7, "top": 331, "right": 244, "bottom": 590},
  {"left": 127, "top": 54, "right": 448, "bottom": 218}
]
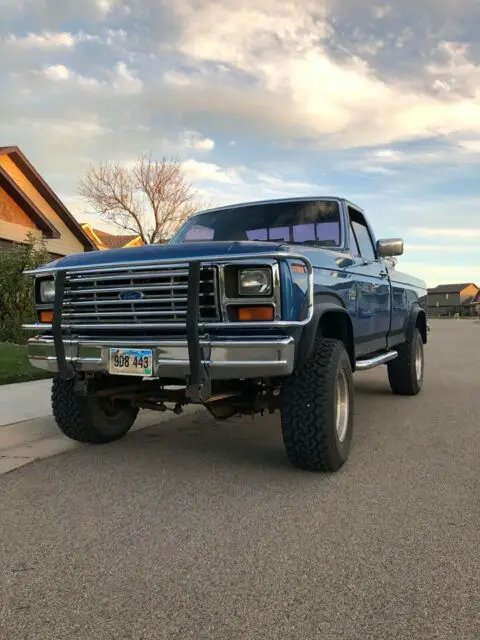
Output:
[{"left": 109, "top": 348, "right": 153, "bottom": 377}]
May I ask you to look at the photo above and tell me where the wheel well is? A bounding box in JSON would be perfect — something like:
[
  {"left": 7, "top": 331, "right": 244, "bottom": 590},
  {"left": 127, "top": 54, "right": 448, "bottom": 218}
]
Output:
[
  {"left": 318, "top": 311, "right": 355, "bottom": 368},
  {"left": 416, "top": 310, "right": 428, "bottom": 344}
]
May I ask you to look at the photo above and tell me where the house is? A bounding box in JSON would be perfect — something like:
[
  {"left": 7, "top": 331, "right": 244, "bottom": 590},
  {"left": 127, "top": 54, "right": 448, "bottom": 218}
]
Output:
[
  {"left": 474, "top": 290, "right": 480, "bottom": 315},
  {"left": 428, "top": 283, "right": 479, "bottom": 317},
  {"left": 0, "top": 146, "right": 95, "bottom": 259},
  {"left": 80, "top": 222, "right": 144, "bottom": 250},
  {"left": 462, "top": 289, "right": 480, "bottom": 316}
]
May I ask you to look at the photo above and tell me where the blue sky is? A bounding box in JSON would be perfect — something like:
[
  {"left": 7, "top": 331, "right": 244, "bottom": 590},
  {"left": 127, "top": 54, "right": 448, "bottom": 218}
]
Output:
[{"left": 1, "top": 0, "right": 480, "bottom": 286}]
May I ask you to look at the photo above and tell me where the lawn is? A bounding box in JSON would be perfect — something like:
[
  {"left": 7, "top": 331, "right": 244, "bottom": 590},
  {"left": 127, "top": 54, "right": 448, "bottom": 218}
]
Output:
[{"left": 0, "top": 342, "right": 54, "bottom": 385}]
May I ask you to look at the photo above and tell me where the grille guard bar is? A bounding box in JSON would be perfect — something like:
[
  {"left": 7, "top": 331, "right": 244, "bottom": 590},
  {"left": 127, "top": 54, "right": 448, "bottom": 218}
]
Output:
[{"left": 23, "top": 252, "right": 314, "bottom": 393}]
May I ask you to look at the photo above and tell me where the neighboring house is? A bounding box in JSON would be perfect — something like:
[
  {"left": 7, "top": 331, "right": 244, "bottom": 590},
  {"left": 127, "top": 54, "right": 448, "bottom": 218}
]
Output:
[
  {"left": 0, "top": 146, "right": 95, "bottom": 259},
  {"left": 428, "top": 283, "right": 479, "bottom": 317},
  {"left": 80, "top": 222, "right": 144, "bottom": 250},
  {"left": 462, "top": 289, "right": 480, "bottom": 316},
  {"left": 473, "top": 290, "right": 480, "bottom": 315}
]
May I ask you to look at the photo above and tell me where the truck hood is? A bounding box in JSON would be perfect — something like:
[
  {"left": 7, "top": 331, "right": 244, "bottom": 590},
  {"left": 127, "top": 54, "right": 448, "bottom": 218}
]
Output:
[{"left": 36, "top": 241, "right": 288, "bottom": 272}]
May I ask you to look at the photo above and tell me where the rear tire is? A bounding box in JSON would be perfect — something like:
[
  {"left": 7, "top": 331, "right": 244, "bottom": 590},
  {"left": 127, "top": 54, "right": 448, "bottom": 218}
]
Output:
[
  {"left": 281, "top": 337, "right": 354, "bottom": 472},
  {"left": 52, "top": 376, "right": 139, "bottom": 444},
  {"left": 387, "top": 328, "right": 424, "bottom": 396}
]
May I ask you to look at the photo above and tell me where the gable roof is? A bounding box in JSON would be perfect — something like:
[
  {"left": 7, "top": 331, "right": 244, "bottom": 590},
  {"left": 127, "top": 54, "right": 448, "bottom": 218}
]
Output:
[
  {"left": 94, "top": 229, "right": 138, "bottom": 249},
  {"left": 0, "top": 166, "right": 60, "bottom": 238},
  {"left": 428, "top": 283, "right": 478, "bottom": 294},
  {"left": 0, "top": 146, "right": 95, "bottom": 251},
  {"left": 80, "top": 223, "right": 143, "bottom": 249},
  {"left": 93, "top": 228, "right": 141, "bottom": 249}
]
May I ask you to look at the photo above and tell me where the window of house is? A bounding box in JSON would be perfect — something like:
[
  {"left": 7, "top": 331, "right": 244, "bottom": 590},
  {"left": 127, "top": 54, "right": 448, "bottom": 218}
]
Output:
[{"left": 445, "top": 293, "right": 449, "bottom": 300}]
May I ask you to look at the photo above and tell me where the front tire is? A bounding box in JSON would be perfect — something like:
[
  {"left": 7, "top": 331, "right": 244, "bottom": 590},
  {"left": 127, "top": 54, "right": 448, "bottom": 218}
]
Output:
[
  {"left": 387, "top": 327, "right": 424, "bottom": 395},
  {"left": 281, "top": 337, "right": 354, "bottom": 472},
  {"left": 52, "top": 376, "right": 139, "bottom": 444}
]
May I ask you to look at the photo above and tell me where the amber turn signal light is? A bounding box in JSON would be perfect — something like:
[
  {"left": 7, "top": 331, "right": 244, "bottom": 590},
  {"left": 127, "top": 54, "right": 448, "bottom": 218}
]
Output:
[
  {"left": 39, "top": 310, "right": 53, "bottom": 323},
  {"left": 237, "top": 306, "right": 274, "bottom": 321}
]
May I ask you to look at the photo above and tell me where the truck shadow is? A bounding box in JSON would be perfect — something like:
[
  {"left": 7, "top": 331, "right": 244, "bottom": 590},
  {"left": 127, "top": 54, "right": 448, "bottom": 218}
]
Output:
[
  {"left": 136, "top": 411, "right": 294, "bottom": 473},
  {"left": 352, "top": 379, "right": 393, "bottom": 396},
  {"left": 126, "top": 375, "right": 392, "bottom": 474}
]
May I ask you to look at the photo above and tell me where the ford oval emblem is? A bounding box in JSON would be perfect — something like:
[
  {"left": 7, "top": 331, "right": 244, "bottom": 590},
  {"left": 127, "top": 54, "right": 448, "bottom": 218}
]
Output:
[{"left": 119, "top": 290, "right": 143, "bottom": 301}]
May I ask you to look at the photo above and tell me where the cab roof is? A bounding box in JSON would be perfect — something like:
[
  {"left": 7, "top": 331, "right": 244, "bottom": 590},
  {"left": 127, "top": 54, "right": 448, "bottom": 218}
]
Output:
[{"left": 192, "top": 196, "right": 364, "bottom": 217}]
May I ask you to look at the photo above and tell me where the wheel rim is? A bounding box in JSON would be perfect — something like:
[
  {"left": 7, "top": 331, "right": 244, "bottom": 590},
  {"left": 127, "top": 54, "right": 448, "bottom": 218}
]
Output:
[
  {"left": 415, "top": 337, "right": 424, "bottom": 381},
  {"left": 335, "top": 369, "right": 350, "bottom": 443}
]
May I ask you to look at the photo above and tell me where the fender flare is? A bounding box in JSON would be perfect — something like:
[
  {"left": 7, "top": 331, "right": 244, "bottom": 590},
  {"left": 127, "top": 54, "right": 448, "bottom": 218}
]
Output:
[
  {"left": 407, "top": 303, "right": 428, "bottom": 344},
  {"left": 296, "top": 291, "right": 355, "bottom": 369}
]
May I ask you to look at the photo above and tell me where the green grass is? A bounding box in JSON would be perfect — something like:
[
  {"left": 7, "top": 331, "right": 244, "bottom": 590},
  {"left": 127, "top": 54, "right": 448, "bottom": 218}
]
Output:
[{"left": 0, "top": 342, "right": 54, "bottom": 386}]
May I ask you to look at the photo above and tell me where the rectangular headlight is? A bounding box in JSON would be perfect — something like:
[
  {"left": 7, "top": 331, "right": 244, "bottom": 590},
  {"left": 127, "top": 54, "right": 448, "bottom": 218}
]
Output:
[
  {"left": 238, "top": 268, "right": 272, "bottom": 296},
  {"left": 39, "top": 278, "right": 55, "bottom": 303}
]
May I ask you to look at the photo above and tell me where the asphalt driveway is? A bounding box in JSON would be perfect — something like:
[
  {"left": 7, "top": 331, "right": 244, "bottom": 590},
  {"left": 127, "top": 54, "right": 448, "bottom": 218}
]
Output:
[{"left": 0, "top": 319, "right": 478, "bottom": 639}]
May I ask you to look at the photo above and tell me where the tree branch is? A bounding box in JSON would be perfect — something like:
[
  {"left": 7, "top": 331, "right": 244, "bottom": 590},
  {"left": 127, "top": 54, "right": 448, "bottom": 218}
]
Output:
[{"left": 78, "top": 155, "right": 199, "bottom": 245}]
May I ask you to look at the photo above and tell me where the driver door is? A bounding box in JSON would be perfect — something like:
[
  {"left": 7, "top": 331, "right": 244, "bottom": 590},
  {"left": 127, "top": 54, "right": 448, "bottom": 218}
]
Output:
[{"left": 346, "top": 206, "right": 391, "bottom": 356}]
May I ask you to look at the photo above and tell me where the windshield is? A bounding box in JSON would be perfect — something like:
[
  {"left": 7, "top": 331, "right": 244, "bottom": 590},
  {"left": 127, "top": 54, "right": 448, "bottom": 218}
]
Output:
[{"left": 171, "top": 199, "right": 342, "bottom": 247}]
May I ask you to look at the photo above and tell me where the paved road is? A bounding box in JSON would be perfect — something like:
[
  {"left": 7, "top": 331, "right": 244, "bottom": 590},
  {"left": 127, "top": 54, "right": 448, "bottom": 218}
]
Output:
[{"left": 0, "top": 320, "right": 479, "bottom": 639}]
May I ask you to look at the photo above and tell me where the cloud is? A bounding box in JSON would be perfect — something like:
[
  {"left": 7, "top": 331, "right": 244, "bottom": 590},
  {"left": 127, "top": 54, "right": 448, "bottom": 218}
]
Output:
[
  {"left": 38, "top": 60, "right": 142, "bottom": 93},
  {"left": 371, "top": 5, "right": 392, "bottom": 20},
  {"left": 410, "top": 227, "right": 480, "bottom": 239},
  {"left": 165, "top": 0, "right": 480, "bottom": 148},
  {"left": 43, "top": 64, "right": 71, "bottom": 81},
  {"left": 458, "top": 139, "right": 480, "bottom": 153},
  {"left": 96, "top": 0, "right": 116, "bottom": 16},
  {"left": 111, "top": 61, "right": 143, "bottom": 94},
  {"left": 405, "top": 243, "right": 480, "bottom": 253},
  {"left": 182, "top": 159, "right": 241, "bottom": 184},
  {"left": 247, "top": 172, "right": 319, "bottom": 194},
  {"left": 6, "top": 31, "right": 77, "bottom": 48},
  {"left": 425, "top": 41, "right": 480, "bottom": 97},
  {"left": 39, "top": 64, "right": 102, "bottom": 89},
  {"left": 0, "top": 0, "right": 478, "bottom": 291},
  {"left": 398, "top": 262, "right": 480, "bottom": 288},
  {"left": 182, "top": 131, "right": 215, "bottom": 151},
  {"left": 49, "top": 119, "right": 110, "bottom": 137},
  {"left": 336, "top": 135, "right": 480, "bottom": 175}
]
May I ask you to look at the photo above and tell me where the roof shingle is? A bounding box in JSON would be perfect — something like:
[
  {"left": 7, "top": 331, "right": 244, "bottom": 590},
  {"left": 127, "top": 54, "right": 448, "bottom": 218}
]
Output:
[
  {"left": 93, "top": 228, "right": 140, "bottom": 249},
  {"left": 428, "top": 283, "right": 478, "bottom": 294}
]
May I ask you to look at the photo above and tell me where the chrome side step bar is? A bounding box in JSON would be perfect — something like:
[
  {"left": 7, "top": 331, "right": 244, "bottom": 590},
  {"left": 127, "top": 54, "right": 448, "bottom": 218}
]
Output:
[{"left": 355, "top": 351, "right": 398, "bottom": 371}]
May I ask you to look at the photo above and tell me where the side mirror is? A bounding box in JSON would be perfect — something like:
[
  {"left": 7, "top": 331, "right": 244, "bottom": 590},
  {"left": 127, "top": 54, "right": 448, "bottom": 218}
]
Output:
[{"left": 376, "top": 238, "right": 404, "bottom": 257}]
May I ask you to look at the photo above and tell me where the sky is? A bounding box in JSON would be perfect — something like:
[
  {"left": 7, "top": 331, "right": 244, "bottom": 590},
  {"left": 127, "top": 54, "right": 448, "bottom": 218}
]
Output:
[{"left": 1, "top": 0, "right": 480, "bottom": 287}]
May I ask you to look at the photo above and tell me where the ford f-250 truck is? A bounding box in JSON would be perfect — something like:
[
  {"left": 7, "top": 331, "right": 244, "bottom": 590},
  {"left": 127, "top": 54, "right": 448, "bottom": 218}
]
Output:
[{"left": 24, "top": 197, "right": 428, "bottom": 472}]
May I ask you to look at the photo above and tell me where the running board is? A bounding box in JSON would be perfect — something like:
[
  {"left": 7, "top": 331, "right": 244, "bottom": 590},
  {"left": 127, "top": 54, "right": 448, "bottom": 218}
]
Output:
[{"left": 355, "top": 351, "right": 398, "bottom": 371}]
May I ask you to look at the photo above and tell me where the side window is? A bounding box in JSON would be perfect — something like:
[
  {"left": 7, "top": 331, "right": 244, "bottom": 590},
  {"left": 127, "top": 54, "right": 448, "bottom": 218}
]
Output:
[
  {"left": 349, "top": 222, "right": 360, "bottom": 256},
  {"left": 348, "top": 208, "right": 376, "bottom": 260}
]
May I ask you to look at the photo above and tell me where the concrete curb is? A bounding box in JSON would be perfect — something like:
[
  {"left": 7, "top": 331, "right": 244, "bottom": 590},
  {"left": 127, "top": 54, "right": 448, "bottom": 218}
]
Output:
[{"left": 0, "top": 405, "right": 204, "bottom": 476}]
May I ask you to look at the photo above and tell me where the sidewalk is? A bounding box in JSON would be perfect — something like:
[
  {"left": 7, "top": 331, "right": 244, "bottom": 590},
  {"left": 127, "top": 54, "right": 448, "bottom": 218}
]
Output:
[
  {"left": 0, "top": 378, "right": 203, "bottom": 476},
  {"left": 0, "top": 378, "right": 53, "bottom": 427}
]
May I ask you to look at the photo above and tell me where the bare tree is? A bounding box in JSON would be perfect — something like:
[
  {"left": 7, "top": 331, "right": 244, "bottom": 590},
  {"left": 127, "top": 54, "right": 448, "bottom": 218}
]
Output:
[{"left": 79, "top": 154, "right": 199, "bottom": 244}]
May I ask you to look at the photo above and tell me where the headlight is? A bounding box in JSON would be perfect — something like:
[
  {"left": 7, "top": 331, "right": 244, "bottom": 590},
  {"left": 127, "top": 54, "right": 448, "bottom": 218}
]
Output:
[
  {"left": 39, "top": 279, "right": 55, "bottom": 303},
  {"left": 238, "top": 268, "right": 272, "bottom": 296}
]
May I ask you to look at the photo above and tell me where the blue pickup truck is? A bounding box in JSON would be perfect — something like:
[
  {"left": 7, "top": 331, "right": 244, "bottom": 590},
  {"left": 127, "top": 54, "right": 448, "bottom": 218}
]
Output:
[{"left": 24, "top": 197, "right": 428, "bottom": 472}]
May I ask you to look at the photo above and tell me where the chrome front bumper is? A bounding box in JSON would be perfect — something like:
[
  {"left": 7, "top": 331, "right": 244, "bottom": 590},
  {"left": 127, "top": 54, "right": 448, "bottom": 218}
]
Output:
[{"left": 27, "top": 336, "right": 296, "bottom": 380}]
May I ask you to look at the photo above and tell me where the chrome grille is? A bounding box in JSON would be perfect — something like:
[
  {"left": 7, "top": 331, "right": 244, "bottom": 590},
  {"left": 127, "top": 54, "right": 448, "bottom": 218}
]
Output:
[{"left": 62, "top": 265, "right": 220, "bottom": 327}]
